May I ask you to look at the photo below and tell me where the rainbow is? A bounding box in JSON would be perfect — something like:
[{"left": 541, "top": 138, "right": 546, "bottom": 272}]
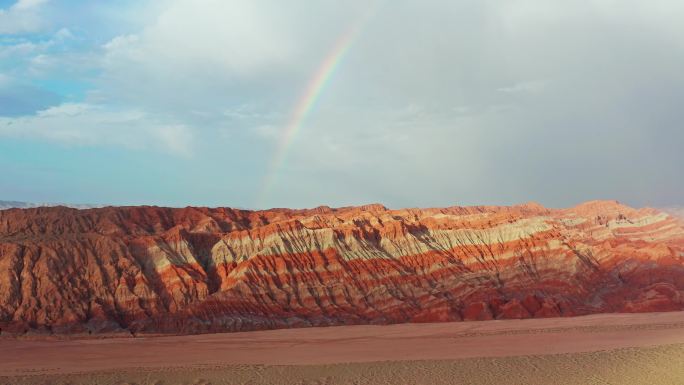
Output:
[{"left": 257, "top": 3, "right": 383, "bottom": 207}]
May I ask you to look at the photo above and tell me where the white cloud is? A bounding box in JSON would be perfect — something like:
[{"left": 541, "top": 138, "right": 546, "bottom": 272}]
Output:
[
  {"left": 11, "top": 0, "right": 49, "bottom": 11},
  {"left": 53, "top": 27, "right": 73, "bottom": 40},
  {"left": 0, "top": 103, "right": 194, "bottom": 155},
  {"left": 497, "top": 81, "right": 546, "bottom": 94},
  {"left": 0, "top": 0, "right": 50, "bottom": 34},
  {"left": 251, "top": 124, "right": 280, "bottom": 140},
  {"left": 98, "top": 0, "right": 298, "bottom": 113},
  {"left": 0, "top": 41, "right": 40, "bottom": 58},
  {"left": 0, "top": 27, "right": 75, "bottom": 62}
]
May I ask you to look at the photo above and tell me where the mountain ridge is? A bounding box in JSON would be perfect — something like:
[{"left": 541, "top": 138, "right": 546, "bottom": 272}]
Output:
[{"left": 0, "top": 200, "right": 682, "bottom": 337}]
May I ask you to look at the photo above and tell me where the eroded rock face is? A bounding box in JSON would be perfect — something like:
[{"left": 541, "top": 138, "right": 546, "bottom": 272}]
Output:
[{"left": 0, "top": 200, "right": 683, "bottom": 336}]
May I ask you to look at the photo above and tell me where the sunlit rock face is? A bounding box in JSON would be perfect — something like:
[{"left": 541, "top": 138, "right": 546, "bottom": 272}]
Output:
[{"left": 0, "top": 200, "right": 683, "bottom": 336}]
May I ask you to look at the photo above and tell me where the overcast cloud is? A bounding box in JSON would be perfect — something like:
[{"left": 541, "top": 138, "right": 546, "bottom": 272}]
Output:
[{"left": 0, "top": 0, "right": 682, "bottom": 209}]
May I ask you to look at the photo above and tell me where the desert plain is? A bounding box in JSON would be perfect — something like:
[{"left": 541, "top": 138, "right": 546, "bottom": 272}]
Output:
[{"left": 1, "top": 311, "right": 684, "bottom": 385}]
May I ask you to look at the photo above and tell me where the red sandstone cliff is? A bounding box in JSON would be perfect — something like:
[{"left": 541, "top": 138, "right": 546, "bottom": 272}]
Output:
[{"left": 0, "top": 200, "right": 683, "bottom": 336}]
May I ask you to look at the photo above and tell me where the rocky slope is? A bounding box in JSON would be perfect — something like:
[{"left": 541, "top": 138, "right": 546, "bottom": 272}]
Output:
[{"left": 0, "top": 200, "right": 683, "bottom": 336}]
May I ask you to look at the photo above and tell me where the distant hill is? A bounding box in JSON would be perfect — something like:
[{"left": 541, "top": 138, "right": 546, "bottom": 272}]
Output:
[
  {"left": 662, "top": 207, "right": 684, "bottom": 221},
  {"left": 0, "top": 200, "right": 102, "bottom": 210}
]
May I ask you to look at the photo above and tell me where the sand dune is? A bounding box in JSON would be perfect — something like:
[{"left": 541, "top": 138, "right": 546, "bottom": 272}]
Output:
[{"left": 2, "top": 312, "right": 684, "bottom": 384}]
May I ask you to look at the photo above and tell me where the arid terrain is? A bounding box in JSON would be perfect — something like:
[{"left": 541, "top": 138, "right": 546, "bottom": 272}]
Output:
[
  {"left": 1, "top": 200, "right": 684, "bottom": 336},
  {"left": 3, "top": 0, "right": 682, "bottom": 383},
  {"left": 1, "top": 201, "right": 683, "bottom": 383},
  {"left": 1, "top": 312, "right": 683, "bottom": 384}
]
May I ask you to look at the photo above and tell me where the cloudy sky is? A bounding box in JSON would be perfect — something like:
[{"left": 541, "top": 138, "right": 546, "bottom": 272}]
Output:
[{"left": 0, "top": 0, "right": 682, "bottom": 209}]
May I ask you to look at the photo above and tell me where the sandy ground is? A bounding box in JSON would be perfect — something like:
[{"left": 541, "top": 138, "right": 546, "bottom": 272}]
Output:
[{"left": 1, "top": 311, "right": 684, "bottom": 384}]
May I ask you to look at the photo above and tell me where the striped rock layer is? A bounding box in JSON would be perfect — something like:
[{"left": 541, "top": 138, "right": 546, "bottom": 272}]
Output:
[{"left": 0, "top": 200, "right": 683, "bottom": 336}]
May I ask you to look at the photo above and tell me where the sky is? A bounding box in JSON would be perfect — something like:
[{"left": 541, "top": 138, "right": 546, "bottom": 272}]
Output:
[{"left": 0, "top": 0, "right": 683, "bottom": 209}]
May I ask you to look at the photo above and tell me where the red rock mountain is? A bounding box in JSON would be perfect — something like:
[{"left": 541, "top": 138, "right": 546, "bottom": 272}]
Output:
[{"left": 1, "top": 200, "right": 683, "bottom": 336}]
